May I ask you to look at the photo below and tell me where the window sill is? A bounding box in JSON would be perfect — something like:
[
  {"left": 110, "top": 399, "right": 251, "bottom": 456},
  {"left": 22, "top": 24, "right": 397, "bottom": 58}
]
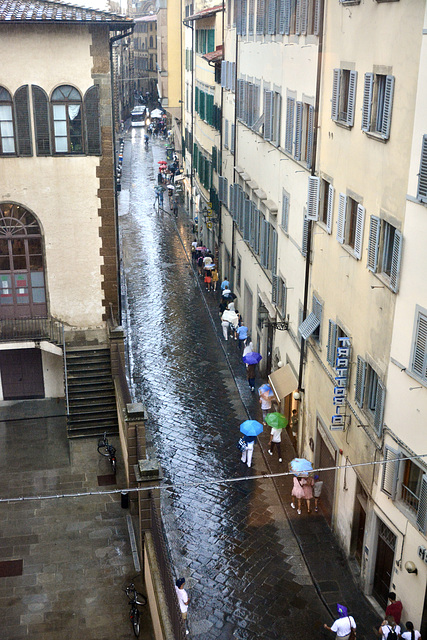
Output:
[
  {"left": 363, "top": 131, "right": 388, "bottom": 144},
  {"left": 340, "top": 242, "right": 359, "bottom": 260},
  {"left": 370, "top": 271, "right": 395, "bottom": 293},
  {"left": 334, "top": 120, "right": 352, "bottom": 130},
  {"left": 317, "top": 221, "right": 331, "bottom": 235}
]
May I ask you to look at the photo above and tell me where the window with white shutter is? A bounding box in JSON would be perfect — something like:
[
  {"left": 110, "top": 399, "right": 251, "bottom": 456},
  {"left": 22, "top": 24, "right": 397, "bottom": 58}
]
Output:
[
  {"left": 331, "top": 69, "right": 357, "bottom": 127},
  {"left": 410, "top": 309, "right": 427, "bottom": 383},
  {"left": 354, "top": 355, "right": 366, "bottom": 407},
  {"left": 264, "top": 90, "right": 274, "bottom": 141},
  {"left": 279, "top": 277, "right": 287, "bottom": 317},
  {"left": 301, "top": 214, "right": 309, "bottom": 257},
  {"left": 248, "top": 0, "right": 255, "bottom": 33},
  {"left": 319, "top": 179, "right": 334, "bottom": 233},
  {"left": 312, "top": 294, "right": 322, "bottom": 341},
  {"left": 224, "top": 119, "right": 229, "bottom": 149},
  {"left": 272, "top": 274, "right": 279, "bottom": 305},
  {"left": 281, "top": 190, "right": 290, "bottom": 232},
  {"left": 337, "top": 193, "right": 346, "bottom": 244},
  {"left": 294, "top": 101, "right": 302, "bottom": 160},
  {"left": 326, "top": 320, "right": 337, "bottom": 366},
  {"left": 244, "top": 197, "right": 251, "bottom": 241},
  {"left": 416, "top": 474, "right": 427, "bottom": 533},
  {"left": 353, "top": 203, "right": 365, "bottom": 260},
  {"left": 256, "top": 0, "right": 266, "bottom": 34},
  {"left": 336, "top": 195, "right": 365, "bottom": 258},
  {"left": 267, "top": 0, "right": 277, "bottom": 34},
  {"left": 254, "top": 208, "right": 261, "bottom": 254},
  {"left": 298, "top": 312, "right": 320, "bottom": 340},
  {"left": 417, "top": 135, "right": 427, "bottom": 203},
  {"left": 381, "top": 446, "right": 400, "bottom": 499},
  {"left": 231, "top": 123, "right": 235, "bottom": 154},
  {"left": 285, "top": 97, "right": 295, "bottom": 153},
  {"left": 270, "top": 227, "right": 278, "bottom": 273},
  {"left": 307, "top": 176, "right": 320, "bottom": 221},
  {"left": 367, "top": 215, "right": 381, "bottom": 273},
  {"left": 221, "top": 60, "right": 227, "bottom": 88},
  {"left": 362, "top": 73, "right": 394, "bottom": 140},
  {"left": 366, "top": 217, "right": 402, "bottom": 292}
]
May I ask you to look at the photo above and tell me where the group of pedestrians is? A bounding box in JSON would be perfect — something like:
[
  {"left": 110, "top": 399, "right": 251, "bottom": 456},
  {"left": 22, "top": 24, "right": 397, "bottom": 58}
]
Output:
[
  {"left": 192, "top": 242, "right": 219, "bottom": 293},
  {"left": 290, "top": 474, "right": 323, "bottom": 514}
]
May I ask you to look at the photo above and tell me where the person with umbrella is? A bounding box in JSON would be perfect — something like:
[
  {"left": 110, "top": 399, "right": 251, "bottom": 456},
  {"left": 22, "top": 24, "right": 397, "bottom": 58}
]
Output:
[
  {"left": 258, "top": 383, "right": 274, "bottom": 420},
  {"left": 290, "top": 458, "right": 314, "bottom": 514},
  {"left": 243, "top": 351, "right": 262, "bottom": 392},
  {"left": 266, "top": 413, "right": 288, "bottom": 463},
  {"left": 239, "top": 420, "right": 263, "bottom": 468}
]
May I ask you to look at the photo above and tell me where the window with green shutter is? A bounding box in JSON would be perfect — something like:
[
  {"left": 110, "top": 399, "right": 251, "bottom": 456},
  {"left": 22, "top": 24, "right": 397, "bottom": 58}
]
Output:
[
  {"left": 207, "top": 29, "right": 215, "bottom": 52},
  {"left": 14, "top": 85, "right": 32, "bottom": 156}
]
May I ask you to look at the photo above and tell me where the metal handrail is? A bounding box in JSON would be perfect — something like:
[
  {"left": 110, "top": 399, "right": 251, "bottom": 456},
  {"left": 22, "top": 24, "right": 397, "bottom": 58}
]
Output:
[
  {"left": 0, "top": 317, "right": 63, "bottom": 344},
  {"left": 62, "top": 323, "right": 70, "bottom": 416}
]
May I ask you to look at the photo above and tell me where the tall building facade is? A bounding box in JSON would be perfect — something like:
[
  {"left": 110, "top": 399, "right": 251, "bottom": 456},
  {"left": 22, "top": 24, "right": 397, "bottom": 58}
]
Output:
[{"left": 181, "top": 0, "right": 427, "bottom": 630}]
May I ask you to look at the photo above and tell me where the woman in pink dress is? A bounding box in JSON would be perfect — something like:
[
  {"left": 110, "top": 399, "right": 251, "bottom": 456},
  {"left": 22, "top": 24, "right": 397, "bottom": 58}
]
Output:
[{"left": 291, "top": 476, "right": 314, "bottom": 514}]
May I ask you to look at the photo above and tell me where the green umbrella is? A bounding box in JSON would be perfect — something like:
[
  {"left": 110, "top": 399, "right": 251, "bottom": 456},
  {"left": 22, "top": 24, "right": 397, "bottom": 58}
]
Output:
[{"left": 265, "top": 412, "right": 288, "bottom": 429}]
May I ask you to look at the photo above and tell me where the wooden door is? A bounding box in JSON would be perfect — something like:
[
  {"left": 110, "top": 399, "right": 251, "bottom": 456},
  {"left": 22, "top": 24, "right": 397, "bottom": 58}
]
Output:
[
  {"left": 373, "top": 520, "right": 396, "bottom": 609},
  {"left": 0, "top": 348, "right": 44, "bottom": 399}
]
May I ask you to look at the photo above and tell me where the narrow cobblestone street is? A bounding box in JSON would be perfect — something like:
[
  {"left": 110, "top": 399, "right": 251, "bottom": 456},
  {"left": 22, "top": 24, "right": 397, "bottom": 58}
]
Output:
[{"left": 120, "top": 130, "right": 329, "bottom": 640}]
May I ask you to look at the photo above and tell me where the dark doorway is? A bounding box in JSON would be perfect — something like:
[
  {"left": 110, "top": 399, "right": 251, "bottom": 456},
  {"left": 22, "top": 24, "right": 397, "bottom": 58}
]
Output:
[
  {"left": 421, "top": 584, "right": 427, "bottom": 640},
  {"left": 373, "top": 520, "right": 396, "bottom": 609},
  {"left": 317, "top": 425, "right": 336, "bottom": 526},
  {"left": 0, "top": 348, "right": 45, "bottom": 399},
  {"left": 351, "top": 482, "right": 367, "bottom": 567}
]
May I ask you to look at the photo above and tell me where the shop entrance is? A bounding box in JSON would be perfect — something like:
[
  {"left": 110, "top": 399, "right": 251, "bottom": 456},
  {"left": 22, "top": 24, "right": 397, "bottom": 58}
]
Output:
[{"left": 373, "top": 520, "right": 396, "bottom": 609}]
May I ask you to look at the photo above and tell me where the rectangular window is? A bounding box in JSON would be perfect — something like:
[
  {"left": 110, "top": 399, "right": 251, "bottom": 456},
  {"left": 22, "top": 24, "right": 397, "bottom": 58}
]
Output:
[
  {"left": 0, "top": 104, "right": 15, "bottom": 154},
  {"left": 320, "top": 179, "right": 334, "bottom": 233},
  {"left": 264, "top": 89, "right": 281, "bottom": 145},
  {"left": 285, "top": 97, "right": 295, "bottom": 153},
  {"left": 278, "top": 277, "right": 287, "bottom": 317},
  {"left": 401, "top": 460, "right": 423, "bottom": 515},
  {"left": 362, "top": 73, "right": 394, "bottom": 140},
  {"left": 337, "top": 194, "right": 365, "bottom": 259},
  {"left": 294, "top": 102, "right": 314, "bottom": 166},
  {"left": 312, "top": 294, "right": 322, "bottom": 341},
  {"left": 410, "top": 309, "right": 427, "bottom": 383},
  {"left": 281, "top": 190, "right": 290, "bottom": 232},
  {"left": 354, "top": 356, "right": 385, "bottom": 435},
  {"left": 367, "top": 216, "right": 402, "bottom": 292},
  {"left": 331, "top": 69, "right": 357, "bottom": 127}
]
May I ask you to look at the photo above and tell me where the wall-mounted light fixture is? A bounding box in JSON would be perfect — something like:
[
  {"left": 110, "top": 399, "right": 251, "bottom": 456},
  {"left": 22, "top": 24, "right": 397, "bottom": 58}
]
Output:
[{"left": 404, "top": 561, "right": 418, "bottom": 575}]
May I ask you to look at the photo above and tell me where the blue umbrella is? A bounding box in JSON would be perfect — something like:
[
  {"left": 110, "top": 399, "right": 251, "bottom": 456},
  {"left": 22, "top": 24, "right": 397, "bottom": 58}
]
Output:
[
  {"left": 290, "top": 458, "right": 313, "bottom": 476},
  {"left": 240, "top": 420, "right": 264, "bottom": 436},
  {"left": 242, "top": 352, "right": 262, "bottom": 365}
]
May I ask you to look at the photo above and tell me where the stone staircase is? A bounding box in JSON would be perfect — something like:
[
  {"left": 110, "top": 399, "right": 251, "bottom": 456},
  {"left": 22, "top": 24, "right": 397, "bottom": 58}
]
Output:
[{"left": 65, "top": 346, "right": 119, "bottom": 438}]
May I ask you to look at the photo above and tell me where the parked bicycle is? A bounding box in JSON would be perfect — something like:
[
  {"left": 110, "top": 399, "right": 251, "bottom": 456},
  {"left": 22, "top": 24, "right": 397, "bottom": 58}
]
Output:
[
  {"left": 97, "top": 431, "right": 117, "bottom": 474},
  {"left": 125, "top": 583, "right": 147, "bottom": 637}
]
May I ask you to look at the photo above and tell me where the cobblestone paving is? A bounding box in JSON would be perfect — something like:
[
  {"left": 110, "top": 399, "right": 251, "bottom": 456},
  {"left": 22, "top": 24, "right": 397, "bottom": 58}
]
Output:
[
  {"left": 0, "top": 418, "right": 152, "bottom": 640},
  {"left": 120, "top": 131, "right": 328, "bottom": 639}
]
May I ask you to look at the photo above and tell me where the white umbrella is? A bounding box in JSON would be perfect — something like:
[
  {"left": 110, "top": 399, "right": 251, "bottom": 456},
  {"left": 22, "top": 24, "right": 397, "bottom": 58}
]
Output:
[{"left": 150, "top": 109, "right": 163, "bottom": 118}]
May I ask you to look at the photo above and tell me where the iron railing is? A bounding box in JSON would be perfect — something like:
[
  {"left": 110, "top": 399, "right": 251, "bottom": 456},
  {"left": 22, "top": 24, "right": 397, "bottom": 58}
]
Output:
[
  {"left": 0, "top": 317, "right": 63, "bottom": 344},
  {"left": 401, "top": 484, "right": 419, "bottom": 514},
  {"left": 150, "top": 492, "right": 187, "bottom": 640}
]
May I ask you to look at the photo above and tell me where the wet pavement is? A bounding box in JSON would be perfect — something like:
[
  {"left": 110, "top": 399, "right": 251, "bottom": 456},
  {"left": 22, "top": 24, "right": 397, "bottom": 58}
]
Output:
[
  {"left": 0, "top": 413, "right": 153, "bottom": 640},
  {"left": 119, "top": 130, "right": 379, "bottom": 640}
]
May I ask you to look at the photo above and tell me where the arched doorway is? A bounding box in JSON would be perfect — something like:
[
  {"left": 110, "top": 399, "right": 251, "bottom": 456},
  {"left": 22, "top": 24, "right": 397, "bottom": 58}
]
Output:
[{"left": 0, "top": 203, "right": 47, "bottom": 318}]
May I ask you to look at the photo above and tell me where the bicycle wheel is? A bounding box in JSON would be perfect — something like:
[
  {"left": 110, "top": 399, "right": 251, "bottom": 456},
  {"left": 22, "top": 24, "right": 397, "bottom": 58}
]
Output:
[
  {"left": 97, "top": 443, "right": 110, "bottom": 457},
  {"left": 131, "top": 606, "right": 140, "bottom": 637}
]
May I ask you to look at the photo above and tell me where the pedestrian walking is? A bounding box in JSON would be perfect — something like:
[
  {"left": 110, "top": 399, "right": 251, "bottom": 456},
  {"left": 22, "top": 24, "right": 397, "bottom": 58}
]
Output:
[
  {"left": 221, "top": 307, "right": 239, "bottom": 341},
  {"left": 268, "top": 426, "right": 283, "bottom": 462},
  {"left": 175, "top": 577, "right": 190, "bottom": 634},
  {"left": 172, "top": 196, "right": 178, "bottom": 218},
  {"left": 240, "top": 435, "right": 256, "bottom": 468},
  {"left": 197, "top": 255, "right": 204, "bottom": 276},
  {"left": 324, "top": 605, "right": 356, "bottom": 640},
  {"left": 211, "top": 269, "right": 219, "bottom": 291},
  {"left": 221, "top": 278, "right": 230, "bottom": 291},
  {"left": 259, "top": 391, "right": 272, "bottom": 420},
  {"left": 401, "top": 622, "right": 421, "bottom": 640},
  {"left": 291, "top": 476, "right": 313, "bottom": 514},
  {"left": 302, "top": 474, "right": 314, "bottom": 512},
  {"left": 236, "top": 323, "right": 249, "bottom": 349},
  {"left": 291, "top": 408, "right": 299, "bottom": 437},
  {"left": 204, "top": 272, "right": 212, "bottom": 291},
  {"left": 386, "top": 593, "right": 403, "bottom": 626},
  {"left": 313, "top": 474, "right": 323, "bottom": 512},
  {"left": 243, "top": 341, "right": 254, "bottom": 358},
  {"left": 380, "top": 616, "right": 401, "bottom": 640},
  {"left": 246, "top": 363, "right": 257, "bottom": 391}
]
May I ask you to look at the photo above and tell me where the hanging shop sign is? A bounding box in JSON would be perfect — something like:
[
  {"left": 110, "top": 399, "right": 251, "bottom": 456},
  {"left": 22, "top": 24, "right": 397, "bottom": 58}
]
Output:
[{"left": 331, "top": 337, "right": 351, "bottom": 431}]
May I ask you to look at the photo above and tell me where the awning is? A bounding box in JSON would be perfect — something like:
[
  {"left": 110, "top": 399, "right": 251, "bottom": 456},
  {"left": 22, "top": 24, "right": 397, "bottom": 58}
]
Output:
[
  {"left": 202, "top": 45, "right": 223, "bottom": 63},
  {"left": 268, "top": 364, "right": 298, "bottom": 402},
  {"left": 184, "top": 4, "right": 223, "bottom": 21}
]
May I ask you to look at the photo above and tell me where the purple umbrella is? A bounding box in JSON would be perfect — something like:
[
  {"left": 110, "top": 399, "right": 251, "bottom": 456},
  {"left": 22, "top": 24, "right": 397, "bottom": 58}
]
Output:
[{"left": 242, "top": 352, "right": 262, "bottom": 365}]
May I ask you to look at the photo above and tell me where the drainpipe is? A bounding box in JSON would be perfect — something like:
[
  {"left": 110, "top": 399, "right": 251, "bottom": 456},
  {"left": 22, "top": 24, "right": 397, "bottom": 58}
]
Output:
[
  {"left": 218, "top": 0, "right": 225, "bottom": 253},
  {"left": 183, "top": 15, "right": 195, "bottom": 222},
  {"left": 297, "top": 8, "right": 324, "bottom": 392},
  {"left": 230, "top": 21, "right": 238, "bottom": 290},
  {"left": 109, "top": 27, "right": 134, "bottom": 325}
]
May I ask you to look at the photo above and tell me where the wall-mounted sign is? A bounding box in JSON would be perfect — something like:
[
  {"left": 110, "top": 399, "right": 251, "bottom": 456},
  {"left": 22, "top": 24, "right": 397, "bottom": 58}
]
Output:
[
  {"left": 331, "top": 337, "right": 351, "bottom": 431},
  {"left": 418, "top": 546, "right": 427, "bottom": 564}
]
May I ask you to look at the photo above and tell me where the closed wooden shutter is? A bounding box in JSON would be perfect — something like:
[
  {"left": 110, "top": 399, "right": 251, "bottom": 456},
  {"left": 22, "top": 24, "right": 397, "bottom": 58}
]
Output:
[
  {"left": 412, "top": 311, "right": 427, "bottom": 381},
  {"left": 301, "top": 214, "right": 309, "bottom": 257},
  {"left": 281, "top": 190, "right": 290, "bottom": 231},
  {"left": 416, "top": 475, "right": 427, "bottom": 533},
  {"left": 367, "top": 215, "right": 381, "bottom": 273},
  {"left": 267, "top": 0, "right": 277, "bottom": 34},
  {"left": 244, "top": 197, "right": 251, "bottom": 241},
  {"left": 224, "top": 119, "right": 229, "bottom": 148},
  {"left": 374, "top": 379, "right": 385, "bottom": 436},
  {"left": 390, "top": 230, "right": 402, "bottom": 293},
  {"left": 295, "top": 0, "right": 301, "bottom": 34},
  {"left": 381, "top": 446, "right": 400, "bottom": 499},
  {"left": 278, "top": 0, "right": 286, "bottom": 33},
  {"left": 300, "top": 0, "right": 308, "bottom": 34},
  {"left": 32, "top": 85, "right": 51, "bottom": 156},
  {"left": 236, "top": 0, "right": 242, "bottom": 34},
  {"left": 417, "top": 135, "right": 427, "bottom": 202},
  {"left": 271, "top": 227, "right": 278, "bottom": 273},
  {"left": 221, "top": 61, "right": 227, "bottom": 88},
  {"left": 294, "top": 101, "right": 302, "bottom": 160},
  {"left": 313, "top": 0, "right": 322, "bottom": 35},
  {"left": 248, "top": 0, "right": 255, "bottom": 34},
  {"left": 242, "top": 0, "right": 248, "bottom": 35},
  {"left": 354, "top": 356, "right": 366, "bottom": 407},
  {"left": 354, "top": 204, "right": 365, "bottom": 260},
  {"left": 14, "top": 85, "right": 32, "bottom": 156},
  {"left": 381, "top": 75, "right": 394, "bottom": 140},
  {"left": 272, "top": 274, "right": 279, "bottom": 305},
  {"left": 327, "top": 320, "right": 337, "bottom": 366},
  {"left": 85, "top": 85, "right": 101, "bottom": 155},
  {"left": 326, "top": 184, "right": 334, "bottom": 234},
  {"left": 285, "top": 97, "right": 294, "bottom": 153},
  {"left": 218, "top": 176, "right": 224, "bottom": 202},
  {"left": 264, "top": 90, "right": 274, "bottom": 141},
  {"left": 307, "top": 176, "right": 320, "bottom": 221},
  {"left": 346, "top": 71, "right": 357, "bottom": 127},
  {"left": 231, "top": 123, "right": 235, "bottom": 154},
  {"left": 361, "top": 73, "right": 374, "bottom": 132},
  {"left": 336, "top": 193, "right": 346, "bottom": 244},
  {"left": 331, "top": 69, "right": 340, "bottom": 121},
  {"left": 224, "top": 178, "right": 229, "bottom": 207},
  {"left": 306, "top": 104, "right": 314, "bottom": 168},
  {"left": 256, "top": 0, "right": 265, "bottom": 34}
]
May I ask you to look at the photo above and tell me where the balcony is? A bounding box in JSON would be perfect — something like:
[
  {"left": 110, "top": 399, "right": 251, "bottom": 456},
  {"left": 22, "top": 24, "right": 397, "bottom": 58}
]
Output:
[{"left": 0, "top": 317, "right": 63, "bottom": 345}]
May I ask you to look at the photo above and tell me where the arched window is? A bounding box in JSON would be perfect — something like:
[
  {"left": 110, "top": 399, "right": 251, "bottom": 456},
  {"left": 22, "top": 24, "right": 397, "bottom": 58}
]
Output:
[
  {"left": 0, "top": 87, "right": 15, "bottom": 155},
  {"left": 51, "top": 85, "right": 83, "bottom": 154},
  {"left": 0, "top": 203, "right": 46, "bottom": 318}
]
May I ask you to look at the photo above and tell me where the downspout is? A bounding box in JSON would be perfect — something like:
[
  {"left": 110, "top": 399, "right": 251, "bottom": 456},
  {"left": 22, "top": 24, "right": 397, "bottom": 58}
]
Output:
[
  {"left": 109, "top": 26, "right": 134, "bottom": 325},
  {"left": 183, "top": 15, "right": 195, "bottom": 222},
  {"left": 297, "top": 8, "right": 324, "bottom": 392},
  {"left": 219, "top": 0, "right": 224, "bottom": 251}
]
